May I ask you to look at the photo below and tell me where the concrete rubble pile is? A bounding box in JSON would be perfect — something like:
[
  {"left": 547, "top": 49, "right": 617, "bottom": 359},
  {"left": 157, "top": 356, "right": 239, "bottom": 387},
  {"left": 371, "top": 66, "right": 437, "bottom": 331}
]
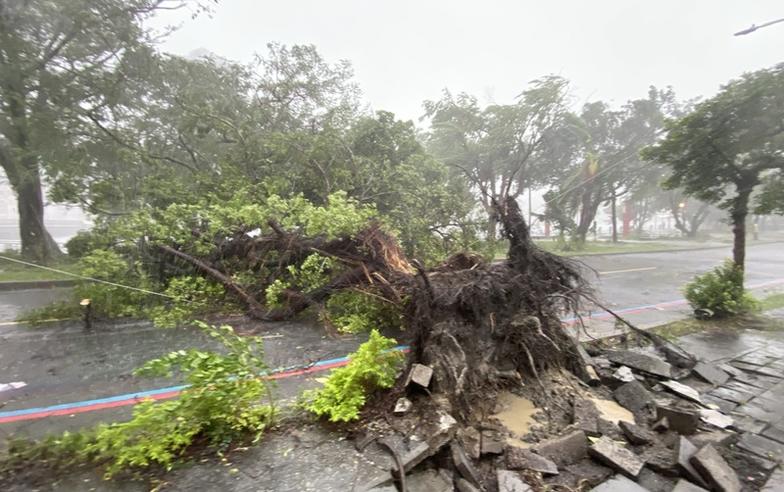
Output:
[{"left": 357, "top": 347, "right": 784, "bottom": 492}]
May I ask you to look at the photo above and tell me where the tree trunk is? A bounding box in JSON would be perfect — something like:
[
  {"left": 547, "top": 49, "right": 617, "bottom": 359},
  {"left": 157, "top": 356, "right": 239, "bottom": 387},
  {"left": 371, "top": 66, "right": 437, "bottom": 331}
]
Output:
[
  {"left": 730, "top": 185, "right": 753, "bottom": 279},
  {"left": 610, "top": 193, "right": 618, "bottom": 243},
  {"left": 0, "top": 76, "right": 62, "bottom": 264},
  {"left": 15, "top": 167, "right": 62, "bottom": 263}
]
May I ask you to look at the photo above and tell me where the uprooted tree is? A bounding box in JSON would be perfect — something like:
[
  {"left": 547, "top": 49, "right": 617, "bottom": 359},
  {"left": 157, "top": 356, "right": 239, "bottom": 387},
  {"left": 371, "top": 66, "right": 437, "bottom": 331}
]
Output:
[{"left": 151, "top": 193, "right": 593, "bottom": 418}]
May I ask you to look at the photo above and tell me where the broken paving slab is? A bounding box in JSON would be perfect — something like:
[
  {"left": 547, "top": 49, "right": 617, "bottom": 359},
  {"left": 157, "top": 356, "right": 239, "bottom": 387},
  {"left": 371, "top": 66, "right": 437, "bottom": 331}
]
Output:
[
  {"left": 497, "top": 469, "right": 532, "bottom": 492},
  {"left": 689, "top": 444, "right": 742, "bottom": 492},
  {"left": 546, "top": 458, "right": 613, "bottom": 489},
  {"left": 607, "top": 350, "right": 673, "bottom": 378},
  {"left": 618, "top": 421, "right": 655, "bottom": 445},
  {"left": 719, "top": 363, "right": 745, "bottom": 378},
  {"left": 639, "top": 441, "right": 680, "bottom": 476},
  {"left": 587, "top": 435, "right": 644, "bottom": 479},
  {"left": 613, "top": 366, "right": 635, "bottom": 383},
  {"left": 676, "top": 436, "right": 710, "bottom": 489},
  {"left": 456, "top": 426, "right": 481, "bottom": 459},
  {"left": 693, "top": 362, "right": 730, "bottom": 386},
  {"left": 573, "top": 398, "right": 601, "bottom": 436},
  {"left": 671, "top": 479, "right": 709, "bottom": 492},
  {"left": 534, "top": 430, "right": 588, "bottom": 467},
  {"left": 660, "top": 380, "right": 703, "bottom": 405},
  {"left": 393, "top": 397, "right": 412, "bottom": 414},
  {"left": 389, "top": 440, "right": 431, "bottom": 474},
  {"left": 637, "top": 468, "right": 677, "bottom": 492},
  {"left": 406, "top": 363, "right": 434, "bottom": 389},
  {"left": 699, "top": 409, "right": 733, "bottom": 429},
  {"left": 651, "top": 416, "right": 669, "bottom": 433},
  {"left": 406, "top": 469, "right": 453, "bottom": 492},
  {"left": 690, "top": 430, "right": 732, "bottom": 449},
  {"left": 656, "top": 405, "right": 701, "bottom": 435},
  {"left": 451, "top": 443, "right": 482, "bottom": 487},
  {"left": 505, "top": 447, "right": 558, "bottom": 475},
  {"left": 480, "top": 429, "right": 505, "bottom": 455},
  {"left": 455, "top": 477, "right": 481, "bottom": 492},
  {"left": 613, "top": 380, "right": 656, "bottom": 415},
  {"left": 736, "top": 432, "right": 784, "bottom": 462},
  {"left": 588, "top": 474, "right": 649, "bottom": 492}
]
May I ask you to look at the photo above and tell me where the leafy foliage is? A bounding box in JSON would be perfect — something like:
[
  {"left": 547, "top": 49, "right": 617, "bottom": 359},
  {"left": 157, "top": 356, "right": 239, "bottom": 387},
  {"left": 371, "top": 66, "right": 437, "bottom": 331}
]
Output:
[
  {"left": 149, "top": 277, "right": 227, "bottom": 328},
  {"left": 684, "top": 260, "right": 759, "bottom": 318},
  {"left": 2, "top": 322, "right": 274, "bottom": 478},
  {"left": 643, "top": 64, "right": 784, "bottom": 269},
  {"left": 304, "top": 330, "right": 403, "bottom": 422},
  {"left": 323, "top": 290, "right": 403, "bottom": 334},
  {"left": 424, "top": 78, "right": 570, "bottom": 239}
]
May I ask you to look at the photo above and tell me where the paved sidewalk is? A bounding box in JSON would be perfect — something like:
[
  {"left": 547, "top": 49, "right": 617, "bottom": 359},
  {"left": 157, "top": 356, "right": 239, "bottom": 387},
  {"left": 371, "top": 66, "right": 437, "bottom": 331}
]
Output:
[{"left": 676, "top": 310, "right": 784, "bottom": 490}]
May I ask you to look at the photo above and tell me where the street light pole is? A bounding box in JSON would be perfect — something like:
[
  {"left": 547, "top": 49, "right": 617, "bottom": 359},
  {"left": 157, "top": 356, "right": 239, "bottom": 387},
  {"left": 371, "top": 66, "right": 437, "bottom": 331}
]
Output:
[{"left": 734, "top": 17, "right": 784, "bottom": 36}]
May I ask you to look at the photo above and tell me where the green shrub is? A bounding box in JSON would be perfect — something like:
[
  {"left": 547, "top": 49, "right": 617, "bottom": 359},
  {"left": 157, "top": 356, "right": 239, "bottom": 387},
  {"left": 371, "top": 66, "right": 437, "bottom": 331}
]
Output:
[
  {"left": 684, "top": 260, "right": 759, "bottom": 318},
  {"left": 2, "top": 322, "right": 274, "bottom": 478},
  {"left": 304, "top": 329, "right": 403, "bottom": 422}
]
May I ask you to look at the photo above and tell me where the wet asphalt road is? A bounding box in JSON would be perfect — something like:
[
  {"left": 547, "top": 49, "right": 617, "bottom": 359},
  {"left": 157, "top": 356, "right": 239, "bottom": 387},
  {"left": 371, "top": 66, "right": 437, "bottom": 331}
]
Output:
[{"left": 0, "top": 242, "right": 782, "bottom": 439}]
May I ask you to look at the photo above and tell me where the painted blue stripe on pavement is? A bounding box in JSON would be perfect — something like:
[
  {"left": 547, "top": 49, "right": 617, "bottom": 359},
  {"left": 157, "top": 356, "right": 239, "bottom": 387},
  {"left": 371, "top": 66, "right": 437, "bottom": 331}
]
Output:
[
  {"left": 0, "top": 345, "right": 411, "bottom": 419},
  {"left": 0, "top": 385, "right": 190, "bottom": 418}
]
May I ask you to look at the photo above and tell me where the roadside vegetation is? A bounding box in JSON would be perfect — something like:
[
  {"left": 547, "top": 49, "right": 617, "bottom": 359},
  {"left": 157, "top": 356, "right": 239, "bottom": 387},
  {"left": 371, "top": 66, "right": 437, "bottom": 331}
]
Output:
[
  {"left": 2, "top": 322, "right": 276, "bottom": 479},
  {"left": 303, "top": 329, "right": 403, "bottom": 422},
  {"left": 684, "top": 260, "right": 760, "bottom": 318}
]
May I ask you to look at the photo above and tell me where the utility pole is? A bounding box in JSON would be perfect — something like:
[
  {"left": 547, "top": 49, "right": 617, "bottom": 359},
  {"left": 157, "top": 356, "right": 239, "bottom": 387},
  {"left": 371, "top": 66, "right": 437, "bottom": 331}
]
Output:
[{"left": 734, "top": 17, "right": 784, "bottom": 36}]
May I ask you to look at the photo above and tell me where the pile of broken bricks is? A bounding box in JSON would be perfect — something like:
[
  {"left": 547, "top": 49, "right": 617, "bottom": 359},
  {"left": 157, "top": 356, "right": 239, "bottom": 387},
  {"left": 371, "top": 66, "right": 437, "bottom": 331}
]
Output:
[{"left": 359, "top": 345, "right": 783, "bottom": 492}]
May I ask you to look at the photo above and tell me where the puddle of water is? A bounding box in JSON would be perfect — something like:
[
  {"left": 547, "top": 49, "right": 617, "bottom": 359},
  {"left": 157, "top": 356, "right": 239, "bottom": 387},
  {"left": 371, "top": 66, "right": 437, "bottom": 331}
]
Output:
[
  {"left": 590, "top": 397, "right": 635, "bottom": 425},
  {"left": 493, "top": 392, "right": 540, "bottom": 447}
]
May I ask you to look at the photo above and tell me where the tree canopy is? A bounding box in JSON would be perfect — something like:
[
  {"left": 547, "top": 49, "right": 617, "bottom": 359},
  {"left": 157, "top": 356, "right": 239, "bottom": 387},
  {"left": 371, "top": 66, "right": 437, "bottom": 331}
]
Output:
[{"left": 643, "top": 63, "right": 784, "bottom": 271}]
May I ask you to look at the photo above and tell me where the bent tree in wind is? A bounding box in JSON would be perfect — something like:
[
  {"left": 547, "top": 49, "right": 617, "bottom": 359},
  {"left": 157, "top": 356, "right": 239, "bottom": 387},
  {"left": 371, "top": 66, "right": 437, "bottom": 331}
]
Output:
[
  {"left": 643, "top": 63, "right": 784, "bottom": 284},
  {"left": 0, "top": 0, "right": 207, "bottom": 262}
]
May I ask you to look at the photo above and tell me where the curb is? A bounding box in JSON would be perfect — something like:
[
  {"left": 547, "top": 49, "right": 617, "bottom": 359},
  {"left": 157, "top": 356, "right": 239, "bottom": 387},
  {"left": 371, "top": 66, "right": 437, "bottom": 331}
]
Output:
[
  {"left": 568, "top": 239, "right": 784, "bottom": 258},
  {"left": 0, "top": 279, "right": 77, "bottom": 291}
]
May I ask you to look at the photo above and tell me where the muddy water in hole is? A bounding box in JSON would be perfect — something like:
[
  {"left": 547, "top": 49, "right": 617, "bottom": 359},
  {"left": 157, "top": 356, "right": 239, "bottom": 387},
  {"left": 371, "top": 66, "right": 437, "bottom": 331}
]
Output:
[
  {"left": 493, "top": 392, "right": 540, "bottom": 447},
  {"left": 493, "top": 392, "right": 634, "bottom": 448}
]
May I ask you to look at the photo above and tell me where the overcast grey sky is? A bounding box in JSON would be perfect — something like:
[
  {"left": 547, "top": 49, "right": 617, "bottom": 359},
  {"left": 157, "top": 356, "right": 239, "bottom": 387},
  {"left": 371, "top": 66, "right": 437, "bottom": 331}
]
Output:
[{"left": 150, "top": 1, "right": 784, "bottom": 122}]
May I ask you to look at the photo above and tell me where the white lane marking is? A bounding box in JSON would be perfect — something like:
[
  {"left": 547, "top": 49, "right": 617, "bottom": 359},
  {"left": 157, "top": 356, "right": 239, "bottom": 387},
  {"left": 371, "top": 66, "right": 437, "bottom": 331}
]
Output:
[
  {"left": 0, "top": 382, "right": 26, "bottom": 392},
  {"left": 599, "top": 267, "right": 657, "bottom": 275}
]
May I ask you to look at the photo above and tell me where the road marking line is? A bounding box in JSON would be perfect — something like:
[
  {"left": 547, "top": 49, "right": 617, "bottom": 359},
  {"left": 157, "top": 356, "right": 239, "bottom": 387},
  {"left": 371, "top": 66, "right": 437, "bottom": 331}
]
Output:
[{"left": 599, "top": 267, "right": 657, "bottom": 275}]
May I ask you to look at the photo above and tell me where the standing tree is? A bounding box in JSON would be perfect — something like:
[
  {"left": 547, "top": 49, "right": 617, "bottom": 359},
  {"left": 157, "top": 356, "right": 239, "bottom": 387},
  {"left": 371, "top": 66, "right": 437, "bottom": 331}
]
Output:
[
  {"left": 424, "top": 77, "right": 570, "bottom": 240},
  {"left": 0, "top": 0, "right": 208, "bottom": 262},
  {"left": 643, "top": 64, "right": 784, "bottom": 277}
]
